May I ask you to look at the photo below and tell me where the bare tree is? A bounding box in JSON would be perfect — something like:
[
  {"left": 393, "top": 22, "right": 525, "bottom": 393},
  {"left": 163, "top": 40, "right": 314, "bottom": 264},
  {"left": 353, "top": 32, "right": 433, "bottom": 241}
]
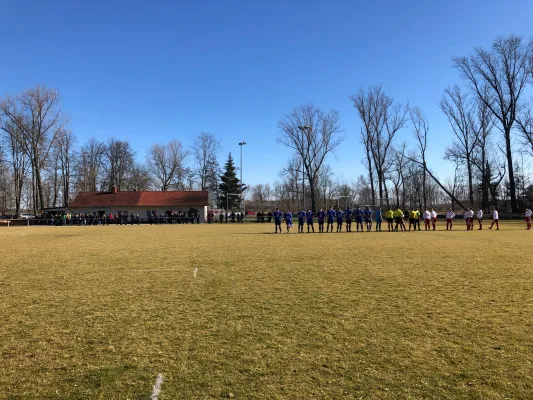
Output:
[
  {"left": 453, "top": 35, "right": 533, "bottom": 212},
  {"left": 317, "top": 164, "right": 335, "bottom": 210},
  {"left": 517, "top": 104, "right": 533, "bottom": 156},
  {"left": 351, "top": 88, "right": 377, "bottom": 205},
  {"left": 74, "top": 138, "right": 105, "bottom": 192},
  {"left": 280, "top": 154, "right": 304, "bottom": 208},
  {"left": 443, "top": 153, "right": 463, "bottom": 211},
  {"left": 408, "top": 106, "right": 468, "bottom": 210},
  {"left": 360, "top": 128, "right": 376, "bottom": 205},
  {"left": 441, "top": 86, "right": 479, "bottom": 206},
  {"left": 192, "top": 133, "right": 222, "bottom": 190},
  {"left": 409, "top": 106, "right": 429, "bottom": 209},
  {"left": 0, "top": 122, "right": 28, "bottom": 215},
  {"left": 102, "top": 138, "right": 135, "bottom": 191},
  {"left": 182, "top": 167, "right": 196, "bottom": 191},
  {"left": 0, "top": 86, "right": 68, "bottom": 213},
  {"left": 278, "top": 104, "right": 343, "bottom": 212},
  {"left": 354, "top": 175, "right": 373, "bottom": 205},
  {"left": 351, "top": 86, "right": 407, "bottom": 207},
  {"left": 147, "top": 140, "right": 189, "bottom": 191},
  {"left": 389, "top": 143, "right": 407, "bottom": 208},
  {"left": 55, "top": 130, "right": 75, "bottom": 205},
  {"left": 471, "top": 94, "right": 498, "bottom": 210},
  {"left": 47, "top": 145, "right": 61, "bottom": 207},
  {"left": 0, "top": 156, "right": 13, "bottom": 215},
  {"left": 273, "top": 180, "right": 289, "bottom": 210},
  {"left": 125, "top": 163, "right": 153, "bottom": 191},
  {"left": 251, "top": 183, "right": 272, "bottom": 212}
]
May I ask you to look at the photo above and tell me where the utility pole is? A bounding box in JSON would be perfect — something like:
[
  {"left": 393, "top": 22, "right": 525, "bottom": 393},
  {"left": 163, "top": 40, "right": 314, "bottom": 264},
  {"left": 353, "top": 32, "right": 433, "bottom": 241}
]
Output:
[{"left": 239, "top": 141, "right": 247, "bottom": 222}]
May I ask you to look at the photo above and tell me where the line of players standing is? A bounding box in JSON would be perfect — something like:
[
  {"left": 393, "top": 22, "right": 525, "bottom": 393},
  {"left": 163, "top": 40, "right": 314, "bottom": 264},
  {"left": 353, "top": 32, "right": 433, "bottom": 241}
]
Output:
[
  {"left": 271, "top": 206, "right": 533, "bottom": 233},
  {"left": 272, "top": 206, "right": 381, "bottom": 234}
]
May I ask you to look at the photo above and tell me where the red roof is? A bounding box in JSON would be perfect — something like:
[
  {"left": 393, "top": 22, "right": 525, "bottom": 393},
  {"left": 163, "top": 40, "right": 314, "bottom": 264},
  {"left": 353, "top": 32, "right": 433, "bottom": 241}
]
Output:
[{"left": 70, "top": 190, "right": 209, "bottom": 208}]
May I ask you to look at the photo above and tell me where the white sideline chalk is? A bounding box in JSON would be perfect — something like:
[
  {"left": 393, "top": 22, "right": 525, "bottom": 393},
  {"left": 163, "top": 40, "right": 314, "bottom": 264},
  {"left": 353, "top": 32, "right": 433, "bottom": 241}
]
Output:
[
  {"left": 150, "top": 373, "right": 164, "bottom": 400},
  {"left": 130, "top": 269, "right": 178, "bottom": 272},
  {"left": 194, "top": 267, "right": 198, "bottom": 278}
]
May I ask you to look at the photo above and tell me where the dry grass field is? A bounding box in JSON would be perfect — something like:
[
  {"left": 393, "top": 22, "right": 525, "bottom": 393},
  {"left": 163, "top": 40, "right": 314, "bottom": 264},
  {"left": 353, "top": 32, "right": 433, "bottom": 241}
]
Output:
[{"left": 1, "top": 221, "right": 532, "bottom": 399}]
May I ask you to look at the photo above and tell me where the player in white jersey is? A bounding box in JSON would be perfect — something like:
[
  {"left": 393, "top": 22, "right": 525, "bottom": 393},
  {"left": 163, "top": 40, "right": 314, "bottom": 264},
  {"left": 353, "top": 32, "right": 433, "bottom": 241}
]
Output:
[
  {"left": 489, "top": 208, "right": 499, "bottom": 230},
  {"left": 468, "top": 208, "right": 475, "bottom": 231},
  {"left": 445, "top": 209, "right": 455, "bottom": 230},
  {"left": 431, "top": 208, "right": 437, "bottom": 230},
  {"left": 463, "top": 209, "right": 471, "bottom": 230},
  {"left": 525, "top": 208, "right": 532, "bottom": 230},
  {"left": 423, "top": 210, "right": 431, "bottom": 230},
  {"left": 477, "top": 208, "right": 483, "bottom": 230}
]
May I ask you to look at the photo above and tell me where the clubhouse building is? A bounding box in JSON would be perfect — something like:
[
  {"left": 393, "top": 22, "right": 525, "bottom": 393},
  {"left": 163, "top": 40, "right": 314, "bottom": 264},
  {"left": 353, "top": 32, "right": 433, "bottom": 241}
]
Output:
[{"left": 69, "top": 187, "right": 209, "bottom": 221}]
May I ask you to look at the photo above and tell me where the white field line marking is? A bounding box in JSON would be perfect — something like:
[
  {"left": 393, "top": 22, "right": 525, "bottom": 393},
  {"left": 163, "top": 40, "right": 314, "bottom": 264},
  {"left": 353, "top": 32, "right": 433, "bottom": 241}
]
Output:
[
  {"left": 194, "top": 267, "right": 198, "bottom": 278},
  {"left": 0, "top": 232, "right": 25, "bottom": 237},
  {"left": 150, "top": 373, "right": 164, "bottom": 400},
  {"left": 130, "top": 269, "right": 180, "bottom": 272}
]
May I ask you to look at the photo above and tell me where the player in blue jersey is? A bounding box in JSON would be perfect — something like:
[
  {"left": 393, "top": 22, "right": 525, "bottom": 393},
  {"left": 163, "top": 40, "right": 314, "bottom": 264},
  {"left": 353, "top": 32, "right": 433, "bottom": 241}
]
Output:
[
  {"left": 284, "top": 210, "right": 293, "bottom": 233},
  {"left": 317, "top": 208, "right": 326, "bottom": 233},
  {"left": 345, "top": 207, "right": 352, "bottom": 232},
  {"left": 355, "top": 207, "right": 364, "bottom": 232},
  {"left": 306, "top": 209, "right": 315, "bottom": 233},
  {"left": 297, "top": 210, "right": 306, "bottom": 233},
  {"left": 364, "top": 207, "right": 372, "bottom": 232},
  {"left": 375, "top": 207, "right": 383, "bottom": 232},
  {"left": 273, "top": 208, "right": 283, "bottom": 234},
  {"left": 336, "top": 208, "right": 343, "bottom": 232},
  {"left": 326, "top": 207, "right": 335, "bottom": 233}
]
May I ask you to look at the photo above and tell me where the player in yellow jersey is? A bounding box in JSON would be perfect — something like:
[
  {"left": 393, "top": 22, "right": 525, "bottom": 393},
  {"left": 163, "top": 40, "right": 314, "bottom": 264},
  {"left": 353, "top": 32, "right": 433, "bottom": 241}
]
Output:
[
  {"left": 393, "top": 207, "right": 405, "bottom": 231},
  {"left": 385, "top": 209, "right": 394, "bottom": 231},
  {"left": 408, "top": 209, "right": 417, "bottom": 231}
]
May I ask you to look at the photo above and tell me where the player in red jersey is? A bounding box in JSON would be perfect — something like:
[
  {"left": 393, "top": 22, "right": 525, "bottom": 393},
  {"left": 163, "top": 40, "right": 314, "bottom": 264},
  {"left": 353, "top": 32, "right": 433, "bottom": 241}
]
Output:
[
  {"left": 445, "top": 209, "right": 455, "bottom": 230},
  {"left": 525, "top": 208, "right": 532, "bottom": 230}
]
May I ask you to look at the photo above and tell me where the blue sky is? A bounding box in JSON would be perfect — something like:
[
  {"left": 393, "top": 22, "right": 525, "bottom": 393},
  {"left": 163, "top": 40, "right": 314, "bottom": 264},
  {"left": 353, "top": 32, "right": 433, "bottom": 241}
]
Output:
[{"left": 1, "top": 0, "right": 532, "bottom": 187}]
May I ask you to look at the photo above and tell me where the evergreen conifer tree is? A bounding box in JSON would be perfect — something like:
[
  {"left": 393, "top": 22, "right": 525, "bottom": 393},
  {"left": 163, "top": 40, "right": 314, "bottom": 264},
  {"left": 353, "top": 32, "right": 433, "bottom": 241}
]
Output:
[{"left": 218, "top": 153, "right": 246, "bottom": 210}]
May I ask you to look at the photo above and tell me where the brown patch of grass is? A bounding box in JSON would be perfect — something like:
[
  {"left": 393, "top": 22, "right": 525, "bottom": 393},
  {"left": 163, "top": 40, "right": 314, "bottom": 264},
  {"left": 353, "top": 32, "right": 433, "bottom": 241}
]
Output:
[{"left": 1, "top": 223, "right": 532, "bottom": 398}]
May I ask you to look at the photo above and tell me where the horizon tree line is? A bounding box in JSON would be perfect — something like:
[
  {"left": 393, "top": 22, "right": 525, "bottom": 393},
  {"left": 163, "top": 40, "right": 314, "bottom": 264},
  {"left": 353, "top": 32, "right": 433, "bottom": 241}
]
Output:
[
  {"left": 2, "top": 35, "right": 533, "bottom": 216},
  {"left": 268, "top": 34, "right": 533, "bottom": 214},
  {"left": 0, "top": 89, "right": 227, "bottom": 216}
]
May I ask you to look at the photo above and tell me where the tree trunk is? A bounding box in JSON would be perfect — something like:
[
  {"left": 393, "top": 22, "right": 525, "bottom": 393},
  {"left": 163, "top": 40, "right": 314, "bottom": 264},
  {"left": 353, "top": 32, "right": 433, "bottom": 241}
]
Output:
[
  {"left": 31, "top": 163, "right": 38, "bottom": 214},
  {"left": 378, "top": 172, "right": 384, "bottom": 207},
  {"left": 365, "top": 144, "right": 376, "bottom": 206},
  {"left": 52, "top": 167, "right": 59, "bottom": 208},
  {"left": 63, "top": 167, "right": 70, "bottom": 206},
  {"left": 14, "top": 179, "right": 22, "bottom": 217},
  {"left": 482, "top": 163, "right": 489, "bottom": 211},
  {"left": 422, "top": 166, "right": 427, "bottom": 210},
  {"left": 504, "top": 127, "right": 517, "bottom": 212},
  {"left": 451, "top": 185, "right": 455, "bottom": 211},
  {"left": 35, "top": 163, "right": 45, "bottom": 213},
  {"left": 467, "top": 158, "right": 474, "bottom": 206},
  {"left": 309, "top": 181, "right": 317, "bottom": 213},
  {"left": 394, "top": 183, "right": 400, "bottom": 208}
]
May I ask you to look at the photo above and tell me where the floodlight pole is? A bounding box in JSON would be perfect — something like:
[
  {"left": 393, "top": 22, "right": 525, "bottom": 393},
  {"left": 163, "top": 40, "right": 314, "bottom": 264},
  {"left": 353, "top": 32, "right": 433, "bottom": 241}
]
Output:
[{"left": 239, "top": 141, "right": 247, "bottom": 221}]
